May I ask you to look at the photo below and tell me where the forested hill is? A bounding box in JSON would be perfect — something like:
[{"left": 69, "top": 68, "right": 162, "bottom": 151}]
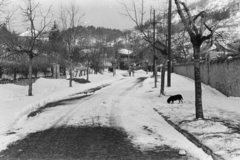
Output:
[{"left": 75, "top": 25, "right": 125, "bottom": 42}]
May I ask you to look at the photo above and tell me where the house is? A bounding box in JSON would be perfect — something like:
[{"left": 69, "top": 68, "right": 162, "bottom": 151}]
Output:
[{"left": 117, "top": 48, "right": 134, "bottom": 70}]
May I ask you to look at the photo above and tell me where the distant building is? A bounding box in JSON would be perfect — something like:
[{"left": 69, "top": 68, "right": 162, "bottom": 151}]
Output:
[
  {"left": 19, "top": 29, "right": 49, "bottom": 41},
  {"left": 118, "top": 48, "right": 134, "bottom": 69}
]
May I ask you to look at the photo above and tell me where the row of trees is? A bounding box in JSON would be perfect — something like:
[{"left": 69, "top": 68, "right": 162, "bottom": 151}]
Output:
[
  {"left": 121, "top": 0, "right": 223, "bottom": 120},
  {"left": 0, "top": 0, "right": 228, "bottom": 120},
  {"left": 0, "top": 0, "right": 124, "bottom": 96}
]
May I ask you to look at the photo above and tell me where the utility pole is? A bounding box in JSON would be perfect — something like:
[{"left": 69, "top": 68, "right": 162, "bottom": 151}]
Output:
[
  {"left": 127, "top": 35, "right": 130, "bottom": 69},
  {"left": 167, "top": 0, "right": 172, "bottom": 87},
  {"left": 150, "top": 7, "right": 153, "bottom": 73},
  {"left": 153, "top": 9, "right": 157, "bottom": 88},
  {"left": 113, "top": 44, "right": 116, "bottom": 76}
]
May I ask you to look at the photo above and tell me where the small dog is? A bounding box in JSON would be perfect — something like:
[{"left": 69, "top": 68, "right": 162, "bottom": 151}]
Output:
[{"left": 167, "top": 94, "right": 183, "bottom": 104}]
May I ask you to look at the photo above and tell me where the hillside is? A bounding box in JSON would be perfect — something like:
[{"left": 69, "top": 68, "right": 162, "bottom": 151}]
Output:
[
  {"left": 173, "top": 0, "right": 240, "bottom": 42},
  {"left": 163, "top": 0, "right": 240, "bottom": 62},
  {"left": 189, "top": 0, "right": 231, "bottom": 11}
]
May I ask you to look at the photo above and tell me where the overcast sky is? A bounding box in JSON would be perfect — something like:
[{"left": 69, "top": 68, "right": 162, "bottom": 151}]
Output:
[{"left": 8, "top": 0, "right": 199, "bottom": 32}]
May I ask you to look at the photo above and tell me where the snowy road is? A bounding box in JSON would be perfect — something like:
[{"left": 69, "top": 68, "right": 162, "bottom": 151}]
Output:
[
  {"left": 1, "top": 77, "right": 193, "bottom": 159},
  {"left": 1, "top": 71, "right": 240, "bottom": 159},
  {"left": 0, "top": 74, "right": 212, "bottom": 160},
  {"left": 26, "top": 77, "right": 148, "bottom": 129}
]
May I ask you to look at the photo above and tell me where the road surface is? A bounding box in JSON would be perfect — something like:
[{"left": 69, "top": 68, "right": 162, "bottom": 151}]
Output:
[{"left": 0, "top": 76, "right": 196, "bottom": 160}]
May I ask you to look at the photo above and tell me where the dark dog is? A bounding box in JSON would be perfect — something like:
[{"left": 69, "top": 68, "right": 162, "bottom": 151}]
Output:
[{"left": 167, "top": 94, "right": 183, "bottom": 104}]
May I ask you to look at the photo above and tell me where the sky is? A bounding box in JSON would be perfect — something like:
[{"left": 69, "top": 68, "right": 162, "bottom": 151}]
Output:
[{"left": 7, "top": 0, "right": 199, "bottom": 32}]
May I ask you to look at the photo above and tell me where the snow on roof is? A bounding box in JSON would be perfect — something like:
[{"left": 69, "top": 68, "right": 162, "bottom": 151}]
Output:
[
  {"left": 118, "top": 48, "right": 133, "bottom": 55},
  {"left": 19, "top": 30, "right": 39, "bottom": 37}
]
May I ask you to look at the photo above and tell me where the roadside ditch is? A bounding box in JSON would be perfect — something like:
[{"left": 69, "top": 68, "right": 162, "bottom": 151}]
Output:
[{"left": 153, "top": 108, "right": 225, "bottom": 160}]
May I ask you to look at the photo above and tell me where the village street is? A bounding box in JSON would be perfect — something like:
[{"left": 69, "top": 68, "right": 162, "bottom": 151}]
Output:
[
  {"left": 1, "top": 70, "right": 240, "bottom": 160},
  {"left": 1, "top": 0, "right": 240, "bottom": 159},
  {"left": 0, "top": 72, "right": 206, "bottom": 160}
]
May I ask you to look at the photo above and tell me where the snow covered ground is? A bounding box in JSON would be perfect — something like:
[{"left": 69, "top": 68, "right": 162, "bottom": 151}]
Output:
[
  {"left": 0, "top": 70, "right": 240, "bottom": 160},
  {"left": 151, "top": 74, "right": 240, "bottom": 160}
]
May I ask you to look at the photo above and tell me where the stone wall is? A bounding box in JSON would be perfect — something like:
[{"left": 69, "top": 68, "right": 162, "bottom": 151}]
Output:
[{"left": 173, "top": 58, "right": 240, "bottom": 97}]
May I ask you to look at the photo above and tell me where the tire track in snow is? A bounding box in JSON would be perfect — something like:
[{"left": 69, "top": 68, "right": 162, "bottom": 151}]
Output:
[
  {"left": 109, "top": 77, "right": 147, "bottom": 130},
  {"left": 52, "top": 96, "right": 93, "bottom": 127}
]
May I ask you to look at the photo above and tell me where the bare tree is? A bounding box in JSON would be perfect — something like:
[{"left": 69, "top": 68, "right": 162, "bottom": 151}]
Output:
[
  {"left": 58, "top": 1, "right": 84, "bottom": 87},
  {"left": 91, "top": 42, "right": 106, "bottom": 74},
  {"left": 172, "top": 30, "right": 191, "bottom": 63},
  {"left": 121, "top": 0, "right": 168, "bottom": 95},
  {"left": 0, "top": 0, "right": 52, "bottom": 96},
  {"left": 0, "top": 1, "right": 21, "bottom": 79},
  {"left": 174, "top": 0, "right": 216, "bottom": 119},
  {"left": 0, "top": 0, "right": 14, "bottom": 52}
]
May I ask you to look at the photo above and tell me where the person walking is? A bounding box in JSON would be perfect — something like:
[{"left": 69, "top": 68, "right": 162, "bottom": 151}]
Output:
[{"left": 128, "top": 66, "right": 131, "bottom": 77}]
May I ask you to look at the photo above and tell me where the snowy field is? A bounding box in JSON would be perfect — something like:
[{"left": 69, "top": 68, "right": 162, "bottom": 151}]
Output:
[{"left": 0, "top": 70, "right": 240, "bottom": 160}]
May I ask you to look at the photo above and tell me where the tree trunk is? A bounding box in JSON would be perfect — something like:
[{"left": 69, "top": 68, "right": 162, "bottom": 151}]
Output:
[
  {"left": 160, "top": 60, "right": 166, "bottom": 95},
  {"left": 117, "top": 53, "right": 120, "bottom": 69},
  {"left": 193, "top": 45, "right": 204, "bottom": 119},
  {"left": 69, "top": 67, "right": 73, "bottom": 87},
  {"left": 13, "top": 67, "right": 17, "bottom": 80},
  {"left": 113, "top": 62, "right": 116, "bottom": 76},
  {"left": 152, "top": 56, "right": 154, "bottom": 77},
  {"left": 146, "top": 63, "right": 148, "bottom": 74},
  {"left": 154, "top": 58, "right": 157, "bottom": 87},
  {"left": 51, "top": 66, "right": 54, "bottom": 77},
  {"left": 87, "top": 60, "right": 90, "bottom": 81},
  {"left": 28, "top": 55, "right": 33, "bottom": 96},
  {"left": 207, "top": 54, "right": 210, "bottom": 85}
]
